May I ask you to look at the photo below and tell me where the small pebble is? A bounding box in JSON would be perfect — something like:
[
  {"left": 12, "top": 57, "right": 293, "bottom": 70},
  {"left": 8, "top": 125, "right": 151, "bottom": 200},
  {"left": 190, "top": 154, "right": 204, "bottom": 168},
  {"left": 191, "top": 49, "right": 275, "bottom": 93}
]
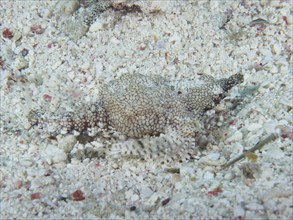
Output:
[
  {"left": 240, "top": 163, "right": 261, "bottom": 179},
  {"left": 30, "top": 176, "right": 55, "bottom": 189},
  {"left": 21, "top": 48, "right": 29, "bottom": 57},
  {"left": 172, "top": 174, "right": 181, "bottom": 183},
  {"left": 2, "top": 28, "right": 14, "bottom": 39},
  {"left": 81, "top": 61, "right": 90, "bottom": 70},
  {"left": 30, "top": 192, "right": 41, "bottom": 200},
  {"left": 14, "top": 56, "right": 29, "bottom": 71},
  {"left": 64, "top": 0, "right": 79, "bottom": 15},
  {"left": 233, "top": 205, "right": 245, "bottom": 218},
  {"left": 207, "top": 152, "right": 220, "bottom": 161},
  {"left": 43, "top": 94, "right": 53, "bottom": 102},
  {"left": 161, "top": 198, "right": 171, "bottom": 206},
  {"left": 131, "top": 194, "right": 139, "bottom": 202},
  {"left": 273, "top": 44, "right": 282, "bottom": 55},
  {"left": 45, "top": 145, "right": 67, "bottom": 163},
  {"left": 51, "top": 60, "right": 62, "bottom": 70},
  {"left": 130, "top": 206, "right": 136, "bottom": 211},
  {"left": 245, "top": 202, "right": 264, "bottom": 211},
  {"left": 31, "top": 25, "right": 45, "bottom": 34},
  {"left": 110, "top": 36, "right": 120, "bottom": 44},
  {"left": 226, "top": 131, "right": 243, "bottom": 142},
  {"left": 143, "top": 193, "right": 160, "bottom": 211},
  {"left": 15, "top": 180, "right": 23, "bottom": 189},
  {"left": 203, "top": 171, "right": 214, "bottom": 180},
  {"left": 58, "top": 135, "right": 77, "bottom": 153},
  {"left": 27, "top": 168, "right": 47, "bottom": 177},
  {"left": 71, "top": 189, "right": 85, "bottom": 201},
  {"left": 19, "top": 158, "right": 33, "bottom": 167},
  {"left": 89, "top": 19, "right": 103, "bottom": 32},
  {"left": 266, "top": 145, "right": 285, "bottom": 160}
]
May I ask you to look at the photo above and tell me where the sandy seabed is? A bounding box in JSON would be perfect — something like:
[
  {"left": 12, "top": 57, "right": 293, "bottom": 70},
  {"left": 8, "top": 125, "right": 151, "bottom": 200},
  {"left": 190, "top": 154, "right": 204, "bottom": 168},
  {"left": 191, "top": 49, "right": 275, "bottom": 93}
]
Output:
[{"left": 0, "top": 0, "right": 292, "bottom": 219}]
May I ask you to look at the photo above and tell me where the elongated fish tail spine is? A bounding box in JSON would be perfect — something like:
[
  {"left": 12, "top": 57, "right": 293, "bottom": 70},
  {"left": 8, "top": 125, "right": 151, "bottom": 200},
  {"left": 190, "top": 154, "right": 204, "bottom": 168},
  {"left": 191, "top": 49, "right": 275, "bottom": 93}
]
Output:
[{"left": 27, "top": 102, "right": 107, "bottom": 134}]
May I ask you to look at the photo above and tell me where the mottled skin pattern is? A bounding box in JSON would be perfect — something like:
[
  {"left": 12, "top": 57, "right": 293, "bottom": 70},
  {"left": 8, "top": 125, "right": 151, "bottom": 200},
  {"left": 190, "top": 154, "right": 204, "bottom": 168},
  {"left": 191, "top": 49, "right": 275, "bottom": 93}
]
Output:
[{"left": 28, "top": 73, "right": 243, "bottom": 161}]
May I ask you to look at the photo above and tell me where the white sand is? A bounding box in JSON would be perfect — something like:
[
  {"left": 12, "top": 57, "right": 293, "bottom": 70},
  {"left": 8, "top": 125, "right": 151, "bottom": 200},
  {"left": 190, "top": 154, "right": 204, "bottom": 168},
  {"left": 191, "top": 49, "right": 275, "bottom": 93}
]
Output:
[{"left": 1, "top": 0, "right": 292, "bottom": 219}]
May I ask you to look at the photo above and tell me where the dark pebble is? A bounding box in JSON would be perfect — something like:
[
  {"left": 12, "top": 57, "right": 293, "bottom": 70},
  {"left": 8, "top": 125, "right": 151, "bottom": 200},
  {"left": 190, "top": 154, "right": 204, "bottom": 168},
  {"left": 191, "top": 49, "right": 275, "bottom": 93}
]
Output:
[
  {"left": 162, "top": 198, "right": 171, "bottom": 206},
  {"left": 130, "top": 206, "right": 136, "bottom": 211},
  {"left": 2, "top": 28, "right": 14, "bottom": 39},
  {"left": 21, "top": 48, "right": 29, "bottom": 57}
]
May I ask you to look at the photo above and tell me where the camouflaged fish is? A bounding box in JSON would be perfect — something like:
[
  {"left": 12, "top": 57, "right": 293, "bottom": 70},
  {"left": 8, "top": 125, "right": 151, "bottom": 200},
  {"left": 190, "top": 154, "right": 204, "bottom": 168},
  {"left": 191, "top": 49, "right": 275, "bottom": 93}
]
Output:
[{"left": 28, "top": 73, "right": 243, "bottom": 161}]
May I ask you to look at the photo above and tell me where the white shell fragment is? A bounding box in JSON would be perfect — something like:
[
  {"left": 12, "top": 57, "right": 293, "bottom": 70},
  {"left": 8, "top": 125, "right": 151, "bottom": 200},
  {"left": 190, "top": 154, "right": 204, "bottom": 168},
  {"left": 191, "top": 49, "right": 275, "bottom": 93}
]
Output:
[
  {"left": 44, "top": 145, "right": 67, "bottom": 163},
  {"left": 143, "top": 193, "right": 160, "bottom": 212},
  {"left": 13, "top": 56, "right": 28, "bottom": 71},
  {"left": 265, "top": 145, "right": 285, "bottom": 160},
  {"left": 89, "top": 19, "right": 104, "bottom": 32},
  {"left": 58, "top": 135, "right": 77, "bottom": 153},
  {"left": 199, "top": 153, "right": 227, "bottom": 166},
  {"left": 30, "top": 176, "right": 55, "bottom": 189},
  {"left": 246, "top": 123, "right": 262, "bottom": 132}
]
